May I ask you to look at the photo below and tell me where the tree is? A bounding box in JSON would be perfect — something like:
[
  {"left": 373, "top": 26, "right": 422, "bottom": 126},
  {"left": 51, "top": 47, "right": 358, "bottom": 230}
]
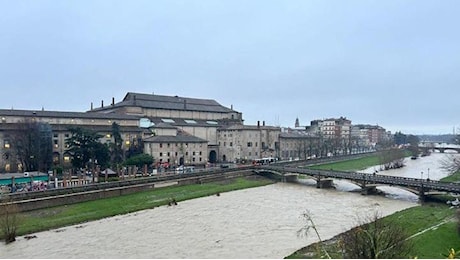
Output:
[
  {"left": 126, "top": 135, "right": 144, "bottom": 159},
  {"left": 9, "top": 120, "right": 53, "bottom": 172},
  {"left": 108, "top": 122, "right": 124, "bottom": 169},
  {"left": 407, "top": 134, "right": 420, "bottom": 157},
  {"left": 124, "top": 153, "right": 154, "bottom": 168},
  {"left": 65, "top": 127, "right": 110, "bottom": 170},
  {"left": 339, "top": 211, "right": 413, "bottom": 259},
  {"left": 393, "top": 131, "right": 407, "bottom": 146}
]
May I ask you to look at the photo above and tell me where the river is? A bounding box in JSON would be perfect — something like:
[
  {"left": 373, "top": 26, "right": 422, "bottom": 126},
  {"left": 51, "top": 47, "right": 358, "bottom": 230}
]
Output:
[{"left": 0, "top": 153, "right": 456, "bottom": 258}]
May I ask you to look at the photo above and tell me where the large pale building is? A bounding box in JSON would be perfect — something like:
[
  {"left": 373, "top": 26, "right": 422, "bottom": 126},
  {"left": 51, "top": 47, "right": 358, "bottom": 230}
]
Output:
[
  {"left": 90, "top": 92, "right": 244, "bottom": 164},
  {"left": 0, "top": 92, "right": 246, "bottom": 172},
  {"left": 0, "top": 109, "right": 141, "bottom": 172},
  {"left": 217, "top": 121, "right": 281, "bottom": 163}
]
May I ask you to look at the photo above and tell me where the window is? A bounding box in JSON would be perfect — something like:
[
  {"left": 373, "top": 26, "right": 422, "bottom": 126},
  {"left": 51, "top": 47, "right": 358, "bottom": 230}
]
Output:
[
  {"left": 193, "top": 152, "right": 196, "bottom": 156},
  {"left": 65, "top": 134, "right": 69, "bottom": 138},
  {"left": 224, "top": 142, "right": 226, "bottom": 147},
  {"left": 161, "top": 118, "right": 175, "bottom": 123},
  {"left": 186, "top": 152, "right": 189, "bottom": 156},
  {"left": 199, "top": 151, "right": 202, "bottom": 155},
  {"left": 167, "top": 152, "right": 170, "bottom": 156},
  {"left": 247, "top": 142, "right": 252, "bottom": 147},
  {"left": 206, "top": 120, "right": 218, "bottom": 125},
  {"left": 230, "top": 142, "right": 233, "bottom": 147},
  {"left": 159, "top": 152, "right": 163, "bottom": 157},
  {"left": 159, "top": 143, "right": 163, "bottom": 148},
  {"left": 185, "top": 119, "right": 197, "bottom": 124},
  {"left": 53, "top": 134, "right": 58, "bottom": 138}
]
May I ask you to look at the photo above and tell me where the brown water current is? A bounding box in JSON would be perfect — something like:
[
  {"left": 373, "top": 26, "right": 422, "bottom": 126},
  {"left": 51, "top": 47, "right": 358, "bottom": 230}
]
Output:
[{"left": 0, "top": 182, "right": 416, "bottom": 258}]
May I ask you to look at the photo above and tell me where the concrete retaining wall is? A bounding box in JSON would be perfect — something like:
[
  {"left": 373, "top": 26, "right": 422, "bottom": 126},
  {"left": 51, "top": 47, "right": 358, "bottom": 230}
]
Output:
[{"left": 2, "top": 170, "right": 254, "bottom": 212}]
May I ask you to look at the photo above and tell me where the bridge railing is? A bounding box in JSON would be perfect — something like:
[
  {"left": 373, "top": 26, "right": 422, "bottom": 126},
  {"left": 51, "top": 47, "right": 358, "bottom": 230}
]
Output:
[{"left": 256, "top": 165, "right": 460, "bottom": 193}]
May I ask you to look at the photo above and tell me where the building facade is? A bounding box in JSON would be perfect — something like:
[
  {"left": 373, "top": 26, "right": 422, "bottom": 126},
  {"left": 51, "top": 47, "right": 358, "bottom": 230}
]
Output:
[
  {"left": 217, "top": 121, "right": 280, "bottom": 163},
  {"left": 0, "top": 109, "right": 141, "bottom": 173}
]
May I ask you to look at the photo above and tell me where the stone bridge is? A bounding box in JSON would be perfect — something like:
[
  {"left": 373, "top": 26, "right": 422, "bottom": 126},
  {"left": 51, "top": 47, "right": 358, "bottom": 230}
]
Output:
[{"left": 419, "top": 142, "right": 460, "bottom": 153}]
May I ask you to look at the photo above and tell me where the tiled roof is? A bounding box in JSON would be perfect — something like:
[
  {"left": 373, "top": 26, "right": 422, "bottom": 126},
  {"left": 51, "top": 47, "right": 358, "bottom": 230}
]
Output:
[
  {"left": 0, "top": 109, "right": 139, "bottom": 120},
  {"left": 91, "top": 92, "right": 238, "bottom": 113}
]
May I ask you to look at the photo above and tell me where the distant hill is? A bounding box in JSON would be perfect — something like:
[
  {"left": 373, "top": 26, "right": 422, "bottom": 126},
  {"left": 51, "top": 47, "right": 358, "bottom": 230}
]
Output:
[{"left": 417, "top": 134, "right": 455, "bottom": 143}]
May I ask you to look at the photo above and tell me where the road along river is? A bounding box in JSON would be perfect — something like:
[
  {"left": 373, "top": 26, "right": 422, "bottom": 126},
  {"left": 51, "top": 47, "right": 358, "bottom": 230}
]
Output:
[{"left": 1, "top": 181, "right": 416, "bottom": 258}]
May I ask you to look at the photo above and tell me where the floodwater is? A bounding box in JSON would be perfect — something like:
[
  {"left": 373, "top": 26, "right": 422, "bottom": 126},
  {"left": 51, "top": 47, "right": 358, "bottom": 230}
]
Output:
[
  {"left": 3, "top": 153, "right": 455, "bottom": 258},
  {"left": 1, "top": 184, "right": 415, "bottom": 258}
]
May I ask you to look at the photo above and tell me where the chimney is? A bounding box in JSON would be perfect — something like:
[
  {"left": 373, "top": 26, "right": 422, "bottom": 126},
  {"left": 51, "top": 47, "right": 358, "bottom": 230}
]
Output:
[
  {"left": 112, "top": 97, "right": 115, "bottom": 106},
  {"left": 184, "top": 99, "right": 187, "bottom": 109},
  {"left": 91, "top": 102, "right": 93, "bottom": 110},
  {"left": 263, "top": 121, "right": 265, "bottom": 126},
  {"left": 101, "top": 100, "right": 104, "bottom": 108},
  {"left": 231, "top": 104, "right": 233, "bottom": 110},
  {"left": 257, "top": 121, "right": 260, "bottom": 128}
]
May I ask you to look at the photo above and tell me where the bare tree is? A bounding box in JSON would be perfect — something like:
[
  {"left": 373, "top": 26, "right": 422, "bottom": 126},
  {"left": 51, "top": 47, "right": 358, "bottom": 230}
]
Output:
[
  {"left": 9, "top": 120, "right": 53, "bottom": 172},
  {"left": 440, "top": 154, "right": 460, "bottom": 174},
  {"left": 339, "top": 211, "right": 413, "bottom": 259},
  {"left": 378, "top": 148, "right": 405, "bottom": 170},
  {"left": 0, "top": 196, "right": 22, "bottom": 244}
]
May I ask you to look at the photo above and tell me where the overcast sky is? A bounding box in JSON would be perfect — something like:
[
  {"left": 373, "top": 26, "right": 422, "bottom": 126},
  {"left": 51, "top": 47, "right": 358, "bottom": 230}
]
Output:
[{"left": 1, "top": 0, "right": 459, "bottom": 135}]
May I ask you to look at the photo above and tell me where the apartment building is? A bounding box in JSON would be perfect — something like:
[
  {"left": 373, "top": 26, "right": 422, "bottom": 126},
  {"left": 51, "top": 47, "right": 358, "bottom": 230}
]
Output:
[
  {"left": 351, "top": 124, "right": 389, "bottom": 147},
  {"left": 308, "top": 117, "right": 351, "bottom": 140}
]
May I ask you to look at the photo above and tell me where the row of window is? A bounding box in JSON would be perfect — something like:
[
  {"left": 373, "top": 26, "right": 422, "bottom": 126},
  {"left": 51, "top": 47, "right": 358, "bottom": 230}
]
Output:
[
  {"left": 159, "top": 151, "right": 203, "bottom": 157},
  {"left": 159, "top": 143, "right": 203, "bottom": 148}
]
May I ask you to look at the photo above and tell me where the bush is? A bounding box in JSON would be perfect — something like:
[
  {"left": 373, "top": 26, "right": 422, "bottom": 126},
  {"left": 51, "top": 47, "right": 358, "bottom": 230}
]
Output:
[{"left": 0, "top": 196, "right": 22, "bottom": 244}]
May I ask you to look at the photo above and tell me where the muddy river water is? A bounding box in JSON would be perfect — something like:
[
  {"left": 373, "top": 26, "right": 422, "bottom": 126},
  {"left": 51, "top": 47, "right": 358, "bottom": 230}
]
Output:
[{"left": 0, "top": 153, "right": 456, "bottom": 258}]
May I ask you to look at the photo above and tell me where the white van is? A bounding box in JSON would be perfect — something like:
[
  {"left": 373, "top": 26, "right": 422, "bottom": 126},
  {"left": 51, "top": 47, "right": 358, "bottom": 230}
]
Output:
[{"left": 176, "top": 166, "right": 195, "bottom": 174}]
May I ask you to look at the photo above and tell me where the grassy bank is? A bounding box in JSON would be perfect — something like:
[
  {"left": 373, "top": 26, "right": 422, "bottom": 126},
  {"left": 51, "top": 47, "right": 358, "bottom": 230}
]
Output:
[
  {"left": 286, "top": 203, "right": 459, "bottom": 259},
  {"left": 4, "top": 177, "right": 273, "bottom": 239},
  {"left": 289, "top": 152, "right": 460, "bottom": 259},
  {"left": 441, "top": 171, "right": 460, "bottom": 182},
  {"left": 307, "top": 154, "right": 382, "bottom": 171}
]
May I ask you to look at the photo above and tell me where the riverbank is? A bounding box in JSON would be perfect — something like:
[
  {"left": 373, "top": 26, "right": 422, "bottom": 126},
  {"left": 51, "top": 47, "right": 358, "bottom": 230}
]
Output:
[
  {"left": 287, "top": 153, "right": 460, "bottom": 258},
  {"left": 285, "top": 203, "right": 458, "bottom": 259},
  {"left": 2, "top": 176, "right": 274, "bottom": 240}
]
